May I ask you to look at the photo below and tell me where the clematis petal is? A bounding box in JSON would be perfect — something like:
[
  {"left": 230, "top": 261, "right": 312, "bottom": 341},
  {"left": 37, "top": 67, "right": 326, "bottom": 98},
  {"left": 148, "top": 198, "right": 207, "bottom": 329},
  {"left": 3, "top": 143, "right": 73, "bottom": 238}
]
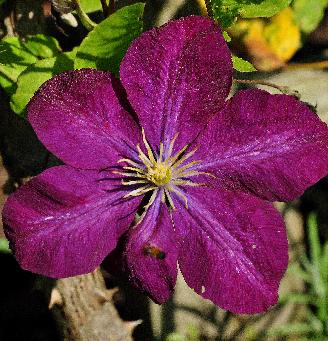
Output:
[
  {"left": 120, "top": 16, "right": 232, "bottom": 151},
  {"left": 118, "top": 194, "right": 178, "bottom": 303},
  {"left": 2, "top": 165, "right": 140, "bottom": 278},
  {"left": 195, "top": 89, "right": 328, "bottom": 201},
  {"left": 173, "top": 187, "right": 288, "bottom": 314},
  {"left": 28, "top": 69, "right": 141, "bottom": 170}
]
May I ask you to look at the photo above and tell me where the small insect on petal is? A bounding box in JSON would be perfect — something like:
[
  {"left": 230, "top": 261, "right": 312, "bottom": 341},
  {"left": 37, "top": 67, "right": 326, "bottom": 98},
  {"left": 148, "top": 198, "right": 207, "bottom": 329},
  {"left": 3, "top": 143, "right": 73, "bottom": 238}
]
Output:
[{"left": 143, "top": 245, "right": 166, "bottom": 260}]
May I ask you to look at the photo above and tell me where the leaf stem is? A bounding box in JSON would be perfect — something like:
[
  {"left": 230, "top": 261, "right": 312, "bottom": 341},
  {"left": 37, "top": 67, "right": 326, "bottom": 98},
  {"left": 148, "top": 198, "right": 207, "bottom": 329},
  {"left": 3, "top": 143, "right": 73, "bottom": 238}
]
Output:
[
  {"left": 75, "top": 0, "right": 97, "bottom": 31},
  {"left": 233, "top": 78, "right": 300, "bottom": 97}
]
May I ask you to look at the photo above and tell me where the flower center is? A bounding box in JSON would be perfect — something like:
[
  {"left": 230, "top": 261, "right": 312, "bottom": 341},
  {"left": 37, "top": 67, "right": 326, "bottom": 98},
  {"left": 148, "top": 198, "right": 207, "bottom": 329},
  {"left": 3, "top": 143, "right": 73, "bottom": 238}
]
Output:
[
  {"left": 115, "top": 128, "right": 210, "bottom": 210},
  {"left": 147, "top": 162, "right": 172, "bottom": 186}
]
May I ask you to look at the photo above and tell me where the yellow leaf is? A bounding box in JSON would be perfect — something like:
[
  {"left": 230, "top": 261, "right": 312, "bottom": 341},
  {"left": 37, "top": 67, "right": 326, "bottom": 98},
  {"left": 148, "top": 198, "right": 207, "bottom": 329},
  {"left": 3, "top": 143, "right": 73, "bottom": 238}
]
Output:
[
  {"left": 229, "top": 7, "right": 301, "bottom": 71},
  {"left": 264, "top": 7, "right": 301, "bottom": 61}
]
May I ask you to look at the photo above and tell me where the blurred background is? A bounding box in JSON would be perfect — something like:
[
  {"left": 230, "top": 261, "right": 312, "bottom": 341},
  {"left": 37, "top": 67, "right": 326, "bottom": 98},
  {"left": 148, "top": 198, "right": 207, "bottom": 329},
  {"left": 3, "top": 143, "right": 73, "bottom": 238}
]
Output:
[{"left": 0, "top": 0, "right": 328, "bottom": 340}]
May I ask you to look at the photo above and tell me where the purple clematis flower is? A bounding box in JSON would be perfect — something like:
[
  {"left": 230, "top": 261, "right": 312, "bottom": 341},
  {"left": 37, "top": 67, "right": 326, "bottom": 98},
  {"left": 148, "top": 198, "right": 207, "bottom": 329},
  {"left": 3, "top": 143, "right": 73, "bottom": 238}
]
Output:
[{"left": 3, "top": 16, "right": 328, "bottom": 314}]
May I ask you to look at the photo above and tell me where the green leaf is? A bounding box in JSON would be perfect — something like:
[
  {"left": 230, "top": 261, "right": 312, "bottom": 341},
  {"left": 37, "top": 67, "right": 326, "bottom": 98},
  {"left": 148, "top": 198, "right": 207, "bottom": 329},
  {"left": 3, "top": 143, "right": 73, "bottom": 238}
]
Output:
[
  {"left": 223, "top": 31, "right": 232, "bottom": 42},
  {"left": 287, "top": 263, "right": 312, "bottom": 283},
  {"left": 307, "top": 213, "right": 321, "bottom": 268},
  {"left": 232, "top": 55, "right": 257, "bottom": 72},
  {"left": 0, "top": 35, "right": 61, "bottom": 94},
  {"left": 293, "top": 0, "right": 328, "bottom": 34},
  {"left": 79, "top": 0, "right": 102, "bottom": 13},
  {"left": 268, "top": 322, "right": 315, "bottom": 336},
  {"left": 165, "top": 333, "right": 185, "bottom": 341},
  {"left": 0, "top": 238, "right": 10, "bottom": 253},
  {"left": 210, "top": 0, "right": 292, "bottom": 27},
  {"left": 74, "top": 3, "right": 144, "bottom": 75},
  {"left": 279, "top": 293, "right": 315, "bottom": 304},
  {"left": 0, "top": 37, "right": 38, "bottom": 94},
  {"left": 186, "top": 325, "right": 200, "bottom": 341},
  {"left": 241, "top": 0, "right": 293, "bottom": 18},
  {"left": 24, "top": 34, "right": 61, "bottom": 58},
  {"left": 10, "top": 52, "right": 75, "bottom": 117},
  {"left": 52, "top": 0, "right": 102, "bottom": 14},
  {"left": 307, "top": 312, "right": 324, "bottom": 334},
  {"left": 211, "top": 0, "right": 239, "bottom": 27}
]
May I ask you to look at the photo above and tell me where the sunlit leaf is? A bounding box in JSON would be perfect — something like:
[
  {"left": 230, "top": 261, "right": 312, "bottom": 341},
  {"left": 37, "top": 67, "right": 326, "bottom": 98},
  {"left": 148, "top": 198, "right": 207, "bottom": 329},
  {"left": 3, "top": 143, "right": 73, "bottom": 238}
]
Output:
[
  {"left": 210, "top": 0, "right": 292, "bottom": 27},
  {"left": 241, "top": 0, "right": 293, "bottom": 18},
  {"left": 293, "top": 0, "right": 328, "bottom": 34},
  {"left": 232, "top": 55, "right": 256, "bottom": 72},
  {"left": 80, "top": 0, "right": 102, "bottom": 13},
  {"left": 0, "top": 37, "right": 38, "bottom": 94},
  {"left": 74, "top": 3, "right": 144, "bottom": 75},
  {"left": 10, "top": 51, "right": 75, "bottom": 117},
  {"left": 210, "top": 0, "right": 239, "bottom": 27},
  {"left": 24, "top": 34, "right": 61, "bottom": 59},
  {"left": 223, "top": 31, "right": 231, "bottom": 42},
  {"left": 52, "top": 0, "right": 102, "bottom": 14},
  {"left": 0, "top": 35, "right": 61, "bottom": 94},
  {"left": 0, "top": 238, "right": 10, "bottom": 254}
]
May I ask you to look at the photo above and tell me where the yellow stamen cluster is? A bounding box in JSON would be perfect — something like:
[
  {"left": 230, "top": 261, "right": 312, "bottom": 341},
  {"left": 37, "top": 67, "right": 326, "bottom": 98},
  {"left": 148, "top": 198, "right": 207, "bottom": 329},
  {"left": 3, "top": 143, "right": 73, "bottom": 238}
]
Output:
[
  {"left": 147, "top": 162, "right": 172, "bottom": 186},
  {"left": 116, "top": 129, "right": 207, "bottom": 210}
]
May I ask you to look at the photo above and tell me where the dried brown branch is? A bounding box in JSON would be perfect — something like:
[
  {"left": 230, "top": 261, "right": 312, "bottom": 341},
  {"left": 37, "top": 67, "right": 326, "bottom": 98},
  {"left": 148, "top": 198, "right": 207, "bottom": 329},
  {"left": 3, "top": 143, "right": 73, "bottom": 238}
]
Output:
[
  {"left": 51, "top": 268, "right": 136, "bottom": 341},
  {"left": 233, "top": 78, "right": 300, "bottom": 97}
]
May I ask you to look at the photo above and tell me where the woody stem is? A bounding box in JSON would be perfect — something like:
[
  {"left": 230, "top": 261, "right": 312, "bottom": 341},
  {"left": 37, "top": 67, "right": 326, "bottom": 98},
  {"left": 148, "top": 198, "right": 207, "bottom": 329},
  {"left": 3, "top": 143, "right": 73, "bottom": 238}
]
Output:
[{"left": 233, "top": 79, "right": 299, "bottom": 97}]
